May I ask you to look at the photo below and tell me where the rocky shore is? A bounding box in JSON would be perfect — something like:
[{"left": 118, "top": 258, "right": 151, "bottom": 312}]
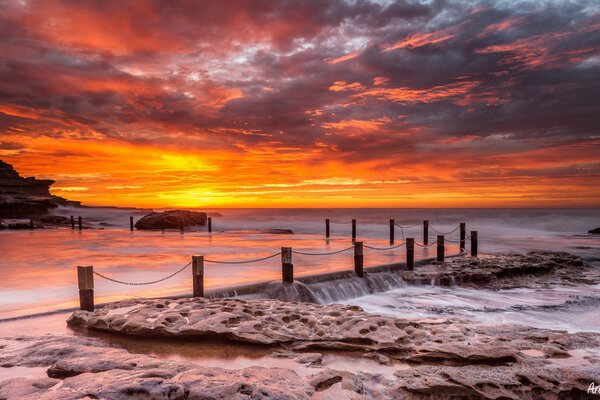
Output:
[
  {"left": 2, "top": 251, "right": 600, "bottom": 399},
  {"left": 0, "top": 160, "right": 79, "bottom": 221}
]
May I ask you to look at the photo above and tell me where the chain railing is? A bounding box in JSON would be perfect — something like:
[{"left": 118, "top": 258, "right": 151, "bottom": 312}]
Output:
[
  {"left": 364, "top": 241, "right": 406, "bottom": 251},
  {"left": 292, "top": 246, "right": 354, "bottom": 256},
  {"left": 204, "top": 252, "right": 281, "bottom": 264},
  {"left": 93, "top": 262, "right": 191, "bottom": 286},
  {"left": 394, "top": 223, "right": 420, "bottom": 229},
  {"left": 329, "top": 220, "right": 353, "bottom": 224},
  {"left": 414, "top": 240, "right": 438, "bottom": 247},
  {"left": 429, "top": 224, "right": 460, "bottom": 235}
]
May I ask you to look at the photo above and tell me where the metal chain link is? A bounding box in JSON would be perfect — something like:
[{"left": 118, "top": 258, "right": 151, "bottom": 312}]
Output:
[
  {"left": 93, "top": 262, "right": 191, "bottom": 286},
  {"left": 205, "top": 252, "right": 281, "bottom": 264},
  {"left": 292, "top": 246, "right": 354, "bottom": 256},
  {"left": 429, "top": 224, "right": 461, "bottom": 235},
  {"left": 394, "top": 223, "right": 420, "bottom": 229},
  {"left": 363, "top": 241, "right": 406, "bottom": 251},
  {"left": 414, "top": 240, "right": 438, "bottom": 247}
]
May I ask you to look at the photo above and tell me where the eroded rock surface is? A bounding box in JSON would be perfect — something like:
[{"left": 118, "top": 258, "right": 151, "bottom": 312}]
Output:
[
  {"left": 67, "top": 298, "right": 600, "bottom": 360},
  {"left": 405, "top": 251, "right": 599, "bottom": 289},
  {"left": 0, "top": 335, "right": 315, "bottom": 399},
  {"left": 4, "top": 300, "right": 600, "bottom": 399}
]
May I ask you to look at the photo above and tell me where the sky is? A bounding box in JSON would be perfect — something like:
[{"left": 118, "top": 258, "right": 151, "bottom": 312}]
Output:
[{"left": 1, "top": 0, "right": 599, "bottom": 208}]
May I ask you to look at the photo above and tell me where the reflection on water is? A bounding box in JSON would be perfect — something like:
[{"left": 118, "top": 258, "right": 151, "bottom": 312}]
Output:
[{"left": 0, "top": 207, "right": 599, "bottom": 320}]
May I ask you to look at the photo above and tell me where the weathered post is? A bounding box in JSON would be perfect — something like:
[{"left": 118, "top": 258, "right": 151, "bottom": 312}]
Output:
[
  {"left": 351, "top": 219, "right": 357, "bottom": 242},
  {"left": 130, "top": 216, "right": 134, "bottom": 231},
  {"left": 325, "top": 219, "right": 330, "bottom": 238},
  {"left": 78, "top": 216, "right": 82, "bottom": 231},
  {"left": 29, "top": 218, "right": 34, "bottom": 230},
  {"left": 71, "top": 215, "right": 75, "bottom": 230},
  {"left": 389, "top": 219, "right": 395, "bottom": 244},
  {"left": 281, "top": 247, "right": 293, "bottom": 283},
  {"left": 406, "top": 238, "right": 415, "bottom": 271},
  {"left": 437, "top": 235, "right": 445, "bottom": 262},
  {"left": 192, "top": 255, "right": 204, "bottom": 297},
  {"left": 208, "top": 217, "right": 212, "bottom": 233},
  {"left": 471, "top": 231, "right": 478, "bottom": 257},
  {"left": 354, "top": 241, "right": 364, "bottom": 277},
  {"left": 77, "top": 265, "right": 94, "bottom": 311},
  {"left": 459, "top": 222, "right": 466, "bottom": 252},
  {"left": 423, "top": 220, "right": 429, "bottom": 245}
]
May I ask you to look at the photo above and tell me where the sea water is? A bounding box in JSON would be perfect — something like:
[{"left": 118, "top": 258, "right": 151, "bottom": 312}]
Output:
[{"left": 0, "top": 207, "right": 599, "bottom": 331}]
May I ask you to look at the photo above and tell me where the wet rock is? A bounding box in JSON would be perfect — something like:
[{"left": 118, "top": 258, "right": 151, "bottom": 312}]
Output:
[
  {"left": 405, "top": 251, "right": 599, "bottom": 289},
  {"left": 67, "top": 297, "right": 600, "bottom": 366},
  {"left": 134, "top": 210, "right": 207, "bottom": 230},
  {"left": 0, "top": 336, "right": 315, "bottom": 400},
  {"left": 588, "top": 227, "right": 600, "bottom": 234}
]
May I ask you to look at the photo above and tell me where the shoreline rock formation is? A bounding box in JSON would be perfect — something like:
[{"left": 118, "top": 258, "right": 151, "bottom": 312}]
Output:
[
  {"left": 1, "top": 297, "right": 598, "bottom": 399},
  {"left": 134, "top": 210, "right": 207, "bottom": 230},
  {"left": 0, "top": 160, "right": 80, "bottom": 220}
]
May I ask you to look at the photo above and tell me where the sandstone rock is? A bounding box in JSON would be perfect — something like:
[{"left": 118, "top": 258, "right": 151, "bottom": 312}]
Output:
[
  {"left": 134, "top": 210, "right": 207, "bottom": 230},
  {"left": 404, "top": 251, "right": 599, "bottom": 289},
  {"left": 0, "top": 160, "right": 80, "bottom": 219},
  {"left": 0, "top": 336, "right": 315, "bottom": 400},
  {"left": 67, "top": 297, "right": 600, "bottom": 364}
]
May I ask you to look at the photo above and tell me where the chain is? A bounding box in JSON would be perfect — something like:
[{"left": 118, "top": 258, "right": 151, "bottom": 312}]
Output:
[
  {"left": 429, "top": 224, "right": 460, "bottom": 235},
  {"left": 414, "top": 240, "right": 438, "bottom": 247},
  {"left": 330, "top": 220, "right": 353, "bottom": 225},
  {"left": 205, "top": 252, "right": 281, "bottom": 264},
  {"left": 394, "top": 223, "right": 420, "bottom": 229},
  {"left": 292, "top": 246, "right": 354, "bottom": 256},
  {"left": 93, "top": 262, "right": 191, "bottom": 286},
  {"left": 363, "top": 241, "right": 406, "bottom": 251}
]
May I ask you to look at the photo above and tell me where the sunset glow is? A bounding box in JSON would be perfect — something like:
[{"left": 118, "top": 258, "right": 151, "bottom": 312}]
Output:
[{"left": 1, "top": 0, "right": 599, "bottom": 208}]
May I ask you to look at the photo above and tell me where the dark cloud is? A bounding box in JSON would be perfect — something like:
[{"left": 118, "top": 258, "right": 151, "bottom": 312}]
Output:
[{"left": 0, "top": 0, "right": 598, "bottom": 181}]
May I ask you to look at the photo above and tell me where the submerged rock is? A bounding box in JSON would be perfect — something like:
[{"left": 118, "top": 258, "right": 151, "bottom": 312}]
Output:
[{"left": 134, "top": 210, "right": 207, "bottom": 230}]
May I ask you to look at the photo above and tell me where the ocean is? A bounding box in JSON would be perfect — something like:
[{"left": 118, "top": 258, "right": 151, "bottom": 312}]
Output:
[{"left": 1, "top": 207, "right": 599, "bottom": 334}]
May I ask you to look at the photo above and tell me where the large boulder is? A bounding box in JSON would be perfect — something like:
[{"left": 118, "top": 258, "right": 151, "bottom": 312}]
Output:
[
  {"left": 588, "top": 227, "right": 600, "bottom": 234},
  {"left": 134, "top": 210, "right": 207, "bottom": 230}
]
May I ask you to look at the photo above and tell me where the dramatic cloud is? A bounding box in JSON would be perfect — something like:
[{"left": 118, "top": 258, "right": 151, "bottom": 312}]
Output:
[{"left": 0, "top": 0, "right": 599, "bottom": 207}]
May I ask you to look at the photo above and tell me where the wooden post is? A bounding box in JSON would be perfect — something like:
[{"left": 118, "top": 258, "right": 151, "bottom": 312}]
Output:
[
  {"left": 192, "top": 255, "right": 204, "bottom": 297},
  {"left": 459, "top": 223, "right": 466, "bottom": 252},
  {"left": 29, "top": 218, "right": 34, "bottom": 230},
  {"left": 78, "top": 216, "right": 82, "bottom": 231},
  {"left": 208, "top": 217, "right": 212, "bottom": 233},
  {"left": 354, "top": 241, "right": 364, "bottom": 277},
  {"left": 406, "top": 238, "right": 414, "bottom": 271},
  {"left": 77, "top": 265, "right": 94, "bottom": 311},
  {"left": 351, "top": 219, "right": 356, "bottom": 242},
  {"left": 325, "top": 219, "right": 330, "bottom": 238},
  {"left": 71, "top": 215, "right": 75, "bottom": 230},
  {"left": 389, "top": 219, "right": 395, "bottom": 244},
  {"left": 471, "top": 231, "right": 478, "bottom": 257},
  {"left": 130, "top": 216, "right": 134, "bottom": 231},
  {"left": 423, "top": 220, "right": 429, "bottom": 245},
  {"left": 437, "top": 235, "right": 445, "bottom": 262},
  {"left": 281, "top": 247, "right": 293, "bottom": 283}
]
